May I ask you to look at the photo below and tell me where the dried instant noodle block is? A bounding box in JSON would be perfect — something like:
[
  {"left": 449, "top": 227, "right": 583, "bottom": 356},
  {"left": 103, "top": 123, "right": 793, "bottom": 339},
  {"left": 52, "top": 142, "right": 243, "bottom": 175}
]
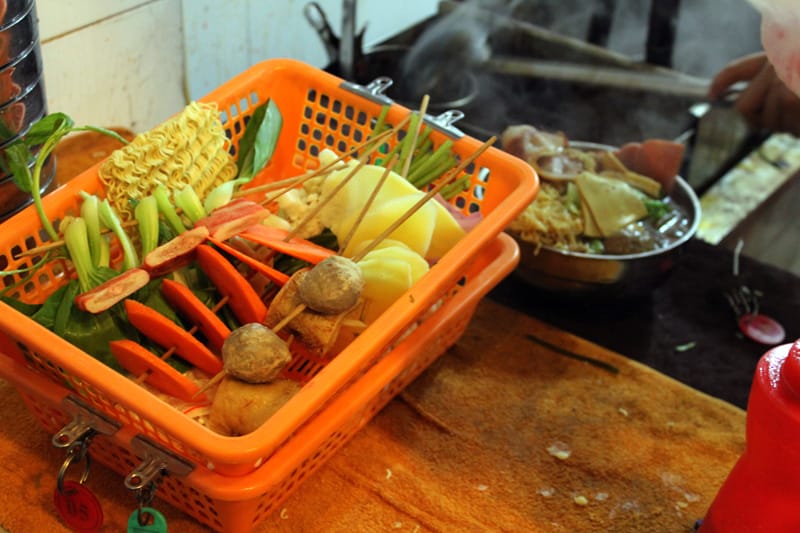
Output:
[{"left": 98, "top": 101, "right": 237, "bottom": 221}]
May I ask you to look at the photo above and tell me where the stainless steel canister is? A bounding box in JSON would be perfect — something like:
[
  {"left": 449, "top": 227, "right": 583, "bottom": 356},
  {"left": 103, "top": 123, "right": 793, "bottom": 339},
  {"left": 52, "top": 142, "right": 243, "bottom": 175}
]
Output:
[{"left": 0, "top": 0, "right": 53, "bottom": 221}]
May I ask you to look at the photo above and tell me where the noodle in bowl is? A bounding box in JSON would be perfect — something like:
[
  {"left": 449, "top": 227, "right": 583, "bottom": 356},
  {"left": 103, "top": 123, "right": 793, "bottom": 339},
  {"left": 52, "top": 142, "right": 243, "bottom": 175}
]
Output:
[{"left": 507, "top": 142, "right": 701, "bottom": 299}]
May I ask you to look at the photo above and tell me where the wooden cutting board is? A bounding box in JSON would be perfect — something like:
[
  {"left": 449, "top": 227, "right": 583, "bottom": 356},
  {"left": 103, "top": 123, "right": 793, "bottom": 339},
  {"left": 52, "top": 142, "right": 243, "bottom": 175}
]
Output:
[
  {"left": 0, "top": 297, "right": 746, "bottom": 532},
  {"left": 0, "top": 130, "right": 747, "bottom": 531}
]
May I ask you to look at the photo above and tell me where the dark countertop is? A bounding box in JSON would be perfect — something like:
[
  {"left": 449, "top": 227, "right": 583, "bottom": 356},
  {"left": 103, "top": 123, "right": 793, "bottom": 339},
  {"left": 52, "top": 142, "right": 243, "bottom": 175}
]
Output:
[{"left": 490, "top": 237, "right": 800, "bottom": 410}]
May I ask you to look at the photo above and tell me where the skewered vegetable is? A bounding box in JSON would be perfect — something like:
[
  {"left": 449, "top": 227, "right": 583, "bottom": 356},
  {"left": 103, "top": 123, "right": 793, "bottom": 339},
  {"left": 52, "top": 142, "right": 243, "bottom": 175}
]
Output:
[
  {"left": 160, "top": 278, "right": 230, "bottom": 354},
  {"left": 110, "top": 339, "right": 204, "bottom": 402},
  {"left": 195, "top": 244, "right": 267, "bottom": 325},
  {"left": 124, "top": 299, "right": 223, "bottom": 376}
]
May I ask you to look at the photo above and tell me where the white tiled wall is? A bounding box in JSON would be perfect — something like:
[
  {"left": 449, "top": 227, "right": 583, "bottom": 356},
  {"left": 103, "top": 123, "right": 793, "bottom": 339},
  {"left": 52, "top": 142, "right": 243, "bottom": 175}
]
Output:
[{"left": 36, "top": 0, "right": 437, "bottom": 133}]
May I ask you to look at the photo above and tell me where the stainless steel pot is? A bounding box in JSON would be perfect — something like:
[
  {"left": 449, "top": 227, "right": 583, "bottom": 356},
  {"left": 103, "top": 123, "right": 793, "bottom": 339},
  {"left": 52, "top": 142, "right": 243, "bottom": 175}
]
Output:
[
  {"left": 508, "top": 143, "right": 701, "bottom": 300},
  {"left": 0, "top": 0, "right": 53, "bottom": 220}
]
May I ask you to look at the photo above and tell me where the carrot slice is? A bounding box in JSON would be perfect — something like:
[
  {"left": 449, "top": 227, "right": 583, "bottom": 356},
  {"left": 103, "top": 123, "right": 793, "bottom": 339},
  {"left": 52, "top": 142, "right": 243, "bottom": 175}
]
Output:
[
  {"left": 237, "top": 225, "right": 336, "bottom": 265},
  {"left": 195, "top": 244, "right": 267, "bottom": 324},
  {"left": 160, "top": 278, "right": 231, "bottom": 354},
  {"left": 207, "top": 236, "right": 289, "bottom": 286},
  {"left": 110, "top": 339, "right": 205, "bottom": 402},
  {"left": 124, "top": 299, "right": 223, "bottom": 376}
]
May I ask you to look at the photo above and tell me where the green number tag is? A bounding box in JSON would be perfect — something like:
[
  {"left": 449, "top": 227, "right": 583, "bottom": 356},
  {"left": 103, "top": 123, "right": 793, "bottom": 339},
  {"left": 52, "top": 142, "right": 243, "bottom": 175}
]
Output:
[{"left": 127, "top": 507, "right": 168, "bottom": 533}]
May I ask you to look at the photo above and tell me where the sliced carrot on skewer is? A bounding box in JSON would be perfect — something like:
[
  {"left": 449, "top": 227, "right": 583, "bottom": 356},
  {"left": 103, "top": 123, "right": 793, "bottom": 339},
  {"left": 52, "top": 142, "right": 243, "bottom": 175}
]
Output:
[
  {"left": 160, "top": 278, "right": 231, "bottom": 354},
  {"left": 124, "top": 299, "right": 223, "bottom": 376},
  {"left": 195, "top": 244, "right": 267, "bottom": 324},
  {"left": 207, "top": 236, "right": 290, "bottom": 286},
  {"left": 237, "top": 225, "right": 336, "bottom": 265},
  {"left": 110, "top": 339, "right": 206, "bottom": 402}
]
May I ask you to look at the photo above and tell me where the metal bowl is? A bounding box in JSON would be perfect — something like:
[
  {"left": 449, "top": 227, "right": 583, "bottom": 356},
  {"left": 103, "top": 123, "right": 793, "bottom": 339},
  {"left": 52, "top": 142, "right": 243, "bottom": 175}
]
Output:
[{"left": 508, "top": 144, "right": 701, "bottom": 300}]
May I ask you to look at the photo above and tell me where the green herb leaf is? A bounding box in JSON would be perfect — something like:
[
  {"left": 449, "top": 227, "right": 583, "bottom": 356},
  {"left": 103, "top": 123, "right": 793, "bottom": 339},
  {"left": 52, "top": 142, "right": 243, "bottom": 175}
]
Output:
[
  {"left": 644, "top": 198, "right": 672, "bottom": 221},
  {"left": 4, "top": 143, "right": 33, "bottom": 193},
  {"left": 236, "top": 99, "right": 282, "bottom": 182},
  {"left": 23, "top": 112, "right": 74, "bottom": 147}
]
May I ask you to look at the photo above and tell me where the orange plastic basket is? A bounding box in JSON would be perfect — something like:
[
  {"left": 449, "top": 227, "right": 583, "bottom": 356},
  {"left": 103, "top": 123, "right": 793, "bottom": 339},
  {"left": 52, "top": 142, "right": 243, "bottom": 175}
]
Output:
[
  {"left": 0, "top": 234, "right": 518, "bottom": 532},
  {"left": 0, "top": 59, "right": 537, "bottom": 476}
]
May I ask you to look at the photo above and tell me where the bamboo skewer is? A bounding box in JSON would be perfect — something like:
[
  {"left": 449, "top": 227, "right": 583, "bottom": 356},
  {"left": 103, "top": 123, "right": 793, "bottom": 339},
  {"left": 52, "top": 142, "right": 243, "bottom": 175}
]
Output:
[
  {"left": 190, "top": 301, "right": 304, "bottom": 399},
  {"left": 15, "top": 219, "right": 139, "bottom": 259},
  {"left": 190, "top": 119, "right": 416, "bottom": 400},
  {"left": 400, "top": 95, "right": 429, "bottom": 179},
  {"left": 337, "top": 154, "right": 399, "bottom": 255},
  {"left": 351, "top": 135, "right": 496, "bottom": 263},
  {"left": 264, "top": 136, "right": 495, "bottom": 356},
  {"left": 255, "top": 123, "right": 403, "bottom": 207},
  {"left": 134, "top": 295, "right": 230, "bottom": 387}
]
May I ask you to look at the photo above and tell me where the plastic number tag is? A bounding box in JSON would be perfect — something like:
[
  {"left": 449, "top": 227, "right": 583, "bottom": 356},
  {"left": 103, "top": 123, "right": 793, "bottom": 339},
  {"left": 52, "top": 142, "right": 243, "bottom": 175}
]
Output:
[
  {"left": 127, "top": 506, "right": 168, "bottom": 533},
  {"left": 53, "top": 480, "right": 104, "bottom": 533}
]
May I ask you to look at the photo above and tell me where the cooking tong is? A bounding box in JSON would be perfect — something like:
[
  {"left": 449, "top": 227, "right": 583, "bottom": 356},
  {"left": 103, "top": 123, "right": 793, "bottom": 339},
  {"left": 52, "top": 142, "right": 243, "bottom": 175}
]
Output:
[{"left": 303, "top": 1, "right": 366, "bottom": 80}]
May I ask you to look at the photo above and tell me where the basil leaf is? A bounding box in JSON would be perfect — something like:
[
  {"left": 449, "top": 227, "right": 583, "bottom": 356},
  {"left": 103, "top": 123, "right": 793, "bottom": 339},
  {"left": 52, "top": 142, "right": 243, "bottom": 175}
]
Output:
[
  {"left": 23, "top": 112, "right": 74, "bottom": 147},
  {"left": 236, "top": 99, "right": 282, "bottom": 183},
  {"left": 4, "top": 142, "right": 33, "bottom": 193}
]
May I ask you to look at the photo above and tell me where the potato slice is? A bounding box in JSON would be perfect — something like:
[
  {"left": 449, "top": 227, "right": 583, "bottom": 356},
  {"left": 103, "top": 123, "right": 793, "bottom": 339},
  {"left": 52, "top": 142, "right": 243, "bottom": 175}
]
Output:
[
  {"left": 318, "top": 161, "right": 465, "bottom": 260},
  {"left": 340, "top": 194, "right": 437, "bottom": 258}
]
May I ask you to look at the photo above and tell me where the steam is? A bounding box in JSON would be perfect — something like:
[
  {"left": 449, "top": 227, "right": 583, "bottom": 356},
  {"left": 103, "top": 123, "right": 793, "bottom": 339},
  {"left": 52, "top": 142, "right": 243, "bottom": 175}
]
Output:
[
  {"left": 399, "top": 1, "right": 512, "bottom": 104},
  {"left": 396, "top": 0, "right": 761, "bottom": 145}
]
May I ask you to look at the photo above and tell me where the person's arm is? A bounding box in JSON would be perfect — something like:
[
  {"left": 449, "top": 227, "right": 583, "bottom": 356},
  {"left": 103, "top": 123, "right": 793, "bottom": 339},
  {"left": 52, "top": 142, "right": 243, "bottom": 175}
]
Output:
[{"left": 709, "top": 52, "right": 800, "bottom": 136}]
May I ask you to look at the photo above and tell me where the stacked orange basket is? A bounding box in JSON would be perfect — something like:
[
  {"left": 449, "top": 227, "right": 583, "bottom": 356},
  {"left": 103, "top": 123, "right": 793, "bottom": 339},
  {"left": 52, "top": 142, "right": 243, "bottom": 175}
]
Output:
[{"left": 0, "top": 59, "right": 538, "bottom": 531}]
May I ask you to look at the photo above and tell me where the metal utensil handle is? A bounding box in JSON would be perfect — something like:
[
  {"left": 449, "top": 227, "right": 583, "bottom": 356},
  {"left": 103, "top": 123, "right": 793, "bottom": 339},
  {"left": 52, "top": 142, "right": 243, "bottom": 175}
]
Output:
[{"left": 303, "top": 1, "right": 339, "bottom": 64}]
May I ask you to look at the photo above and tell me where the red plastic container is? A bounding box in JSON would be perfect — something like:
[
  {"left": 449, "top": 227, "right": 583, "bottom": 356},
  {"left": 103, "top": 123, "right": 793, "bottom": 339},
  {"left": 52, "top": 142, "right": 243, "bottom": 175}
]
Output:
[{"left": 699, "top": 339, "right": 800, "bottom": 532}]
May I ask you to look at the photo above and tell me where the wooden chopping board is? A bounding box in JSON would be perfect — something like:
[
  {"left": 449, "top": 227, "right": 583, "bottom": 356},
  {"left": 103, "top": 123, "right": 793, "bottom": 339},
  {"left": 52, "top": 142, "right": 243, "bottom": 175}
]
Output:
[
  {"left": 0, "top": 130, "right": 747, "bottom": 531},
  {"left": 0, "top": 298, "right": 746, "bottom": 532}
]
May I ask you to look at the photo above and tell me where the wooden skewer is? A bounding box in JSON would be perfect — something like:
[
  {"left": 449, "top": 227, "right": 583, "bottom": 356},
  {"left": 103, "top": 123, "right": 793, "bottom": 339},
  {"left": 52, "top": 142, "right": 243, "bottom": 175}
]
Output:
[
  {"left": 351, "top": 135, "right": 496, "bottom": 263},
  {"left": 271, "top": 114, "right": 412, "bottom": 249},
  {"left": 15, "top": 219, "right": 139, "bottom": 259},
  {"left": 134, "top": 295, "right": 231, "bottom": 387},
  {"left": 337, "top": 154, "right": 399, "bottom": 255},
  {"left": 401, "top": 94, "right": 430, "bottom": 179},
  {"left": 252, "top": 117, "right": 412, "bottom": 266},
  {"left": 284, "top": 154, "right": 370, "bottom": 241},
  {"left": 256, "top": 123, "right": 403, "bottom": 207},
  {"left": 234, "top": 165, "right": 345, "bottom": 199},
  {"left": 190, "top": 300, "right": 303, "bottom": 399}
]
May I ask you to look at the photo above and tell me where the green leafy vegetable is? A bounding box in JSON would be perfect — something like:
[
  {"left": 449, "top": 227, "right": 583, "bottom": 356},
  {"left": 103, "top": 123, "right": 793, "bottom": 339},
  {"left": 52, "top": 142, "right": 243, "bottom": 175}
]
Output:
[
  {"left": 135, "top": 195, "right": 159, "bottom": 257},
  {"left": 98, "top": 197, "right": 139, "bottom": 270},
  {"left": 236, "top": 99, "right": 282, "bottom": 183},
  {"left": 80, "top": 193, "right": 103, "bottom": 266},
  {"left": 173, "top": 185, "right": 206, "bottom": 224},
  {"left": 643, "top": 198, "right": 672, "bottom": 221},
  {"left": 153, "top": 185, "right": 186, "bottom": 235},
  {"left": 62, "top": 216, "right": 118, "bottom": 292}
]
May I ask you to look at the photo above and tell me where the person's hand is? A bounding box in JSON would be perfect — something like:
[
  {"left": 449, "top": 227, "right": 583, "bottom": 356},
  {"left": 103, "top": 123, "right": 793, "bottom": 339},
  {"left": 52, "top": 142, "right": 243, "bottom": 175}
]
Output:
[{"left": 709, "top": 52, "right": 800, "bottom": 136}]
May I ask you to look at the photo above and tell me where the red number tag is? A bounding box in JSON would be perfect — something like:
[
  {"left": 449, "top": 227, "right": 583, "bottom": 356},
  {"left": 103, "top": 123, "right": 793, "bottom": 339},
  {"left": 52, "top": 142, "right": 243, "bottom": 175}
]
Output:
[{"left": 53, "top": 480, "right": 104, "bottom": 533}]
